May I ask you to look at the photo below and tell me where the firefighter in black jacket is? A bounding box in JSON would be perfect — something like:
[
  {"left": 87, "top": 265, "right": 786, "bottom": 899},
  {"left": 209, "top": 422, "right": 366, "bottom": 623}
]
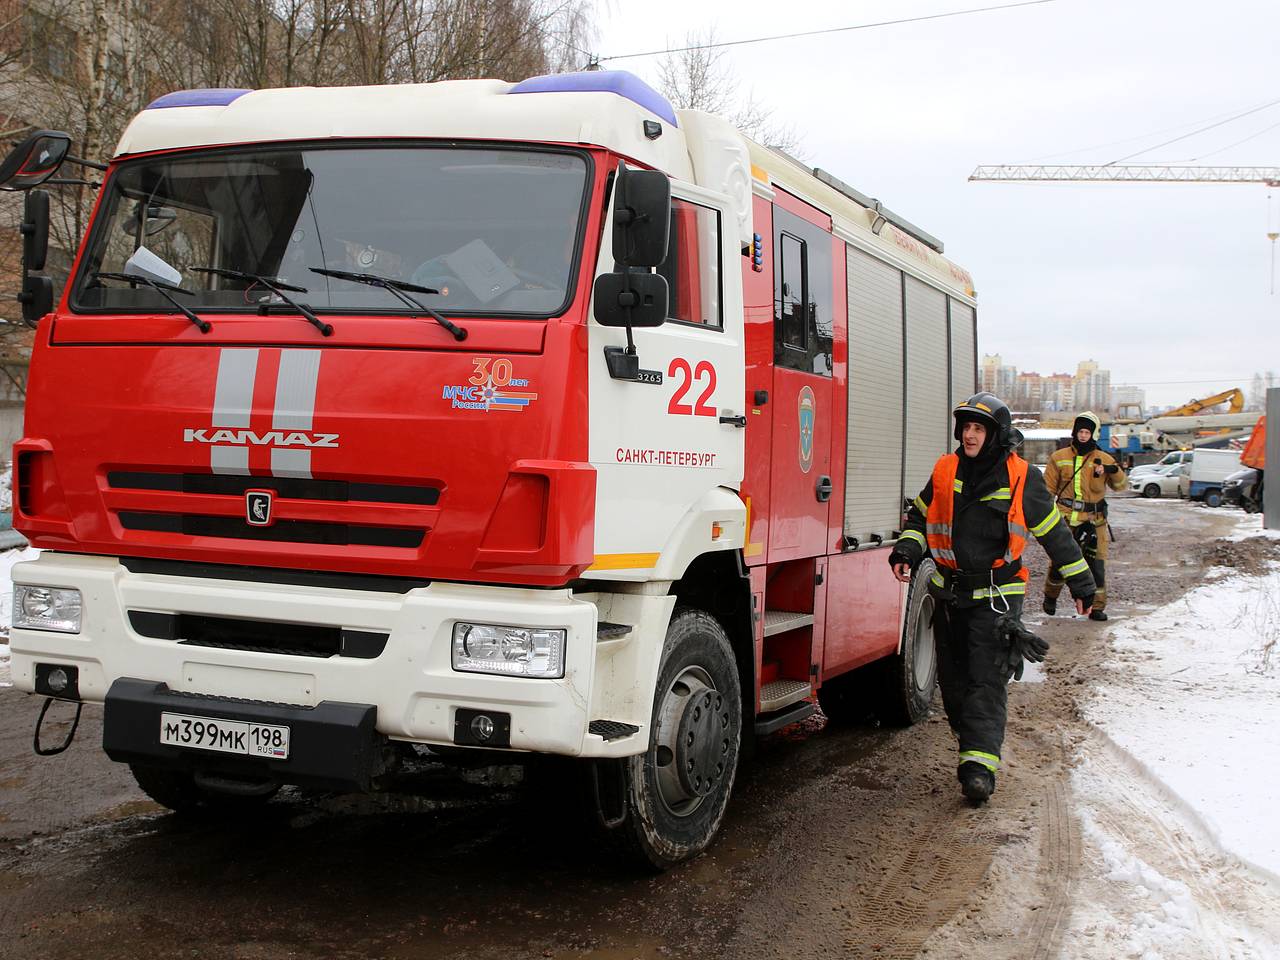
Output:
[{"left": 888, "top": 394, "right": 1096, "bottom": 803}]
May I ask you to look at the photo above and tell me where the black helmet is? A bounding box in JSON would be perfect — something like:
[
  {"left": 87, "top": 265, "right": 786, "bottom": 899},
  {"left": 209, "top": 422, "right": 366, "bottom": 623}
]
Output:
[{"left": 953, "top": 392, "right": 1019, "bottom": 449}]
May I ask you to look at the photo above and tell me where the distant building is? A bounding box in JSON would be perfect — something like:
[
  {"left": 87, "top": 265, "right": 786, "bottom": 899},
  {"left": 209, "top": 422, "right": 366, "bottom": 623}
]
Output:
[
  {"left": 1073, "top": 360, "right": 1111, "bottom": 412},
  {"left": 980, "top": 354, "right": 1017, "bottom": 399},
  {"left": 1111, "top": 384, "right": 1145, "bottom": 418}
]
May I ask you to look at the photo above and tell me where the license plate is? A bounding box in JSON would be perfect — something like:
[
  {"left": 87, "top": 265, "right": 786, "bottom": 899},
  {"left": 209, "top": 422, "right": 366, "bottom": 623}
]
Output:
[{"left": 160, "top": 712, "right": 290, "bottom": 760}]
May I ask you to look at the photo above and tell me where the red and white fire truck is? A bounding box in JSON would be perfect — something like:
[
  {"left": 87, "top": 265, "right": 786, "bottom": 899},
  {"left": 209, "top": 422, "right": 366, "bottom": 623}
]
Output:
[{"left": 3, "top": 70, "right": 976, "bottom": 868}]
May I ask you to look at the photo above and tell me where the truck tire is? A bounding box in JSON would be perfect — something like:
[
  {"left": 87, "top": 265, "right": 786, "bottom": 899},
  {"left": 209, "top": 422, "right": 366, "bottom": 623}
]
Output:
[
  {"left": 130, "top": 763, "right": 279, "bottom": 814},
  {"left": 1142, "top": 483, "right": 1161, "bottom": 499},
  {"left": 878, "top": 559, "right": 939, "bottom": 727},
  {"left": 608, "top": 609, "right": 741, "bottom": 870},
  {"left": 1205, "top": 489, "right": 1223, "bottom": 508}
]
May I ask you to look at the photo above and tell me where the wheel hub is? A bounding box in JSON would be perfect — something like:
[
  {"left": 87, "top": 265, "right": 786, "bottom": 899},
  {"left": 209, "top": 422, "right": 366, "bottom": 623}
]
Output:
[{"left": 653, "top": 667, "right": 734, "bottom": 816}]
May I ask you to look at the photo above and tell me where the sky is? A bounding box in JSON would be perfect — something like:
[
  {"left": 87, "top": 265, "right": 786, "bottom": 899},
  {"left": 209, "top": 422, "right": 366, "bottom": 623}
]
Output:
[{"left": 592, "top": 0, "right": 1280, "bottom": 408}]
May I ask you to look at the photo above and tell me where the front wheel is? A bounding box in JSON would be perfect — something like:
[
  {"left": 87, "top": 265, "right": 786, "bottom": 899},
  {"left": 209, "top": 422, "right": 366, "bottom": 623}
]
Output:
[
  {"left": 608, "top": 609, "right": 741, "bottom": 870},
  {"left": 1204, "top": 489, "right": 1223, "bottom": 508}
]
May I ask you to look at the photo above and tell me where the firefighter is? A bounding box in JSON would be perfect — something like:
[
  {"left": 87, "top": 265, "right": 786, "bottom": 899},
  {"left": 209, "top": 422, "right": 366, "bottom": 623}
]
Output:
[
  {"left": 888, "top": 393, "right": 1096, "bottom": 803},
  {"left": 1041, "top": 412, "right": 1125, "bottom": 621}
]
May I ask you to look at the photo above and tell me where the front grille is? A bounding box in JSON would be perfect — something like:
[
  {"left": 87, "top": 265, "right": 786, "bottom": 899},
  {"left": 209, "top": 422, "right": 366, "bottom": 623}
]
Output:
[
  {"left": 129, "top": 610, "right": 389, "bottom": 659},
  {"left": 119, "top": 511, "right": 424, "bottom": 548},
  {"left": 108, "top": 471, "right": 439, "bottom": 505}
]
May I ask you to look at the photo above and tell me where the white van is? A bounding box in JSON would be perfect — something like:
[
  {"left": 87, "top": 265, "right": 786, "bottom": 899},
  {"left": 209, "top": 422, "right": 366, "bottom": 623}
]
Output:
[{"left": 1178, "top": 449, "right": 1243, "bottom": 507}]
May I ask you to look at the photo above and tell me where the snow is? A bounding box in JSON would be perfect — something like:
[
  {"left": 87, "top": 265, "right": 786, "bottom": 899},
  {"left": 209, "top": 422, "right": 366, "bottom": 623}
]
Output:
[{"left": 1066, "top": 509, "right": 1280, "bottom": 957}]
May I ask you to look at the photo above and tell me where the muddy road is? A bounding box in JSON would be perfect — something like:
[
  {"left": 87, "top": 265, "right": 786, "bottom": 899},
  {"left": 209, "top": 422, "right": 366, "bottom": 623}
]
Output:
[{"left": 0, "top": 497, "right": 1252, "bottom": 959}]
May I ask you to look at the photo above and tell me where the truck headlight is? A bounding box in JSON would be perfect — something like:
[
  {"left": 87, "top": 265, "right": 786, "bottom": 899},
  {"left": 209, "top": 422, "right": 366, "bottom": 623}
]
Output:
[
  {"left": 451, "top": 622, "right": 565, "bottom": 678},
  {"left": 14, "top": 586, "right": 82, "bottom": 633}
]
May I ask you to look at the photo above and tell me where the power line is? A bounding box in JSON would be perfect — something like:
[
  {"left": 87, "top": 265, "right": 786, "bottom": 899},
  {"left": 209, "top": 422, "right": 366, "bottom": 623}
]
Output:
[
  {"left": 1106, "top": 97, "right": 1280, "bottom": 165},
  {"left": 1027, "top": 97, "right": 1280, "bottom": 163},
  {"left": 597, "top": 0, "right": 1055, "bottom": 62},
  {"left": 1170, "top": 118, "right": 1280, "bottom": 163}
]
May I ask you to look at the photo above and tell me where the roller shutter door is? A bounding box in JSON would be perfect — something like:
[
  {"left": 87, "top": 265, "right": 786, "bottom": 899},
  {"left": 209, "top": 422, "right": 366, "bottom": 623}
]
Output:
[
  {"left": 903, "top": 277, "right": 950, "bottom": 499},
  {"left": 950, "top": 301, "right": 977, "bottom": 405},
  {"left": 844, "top": 248, "right": 904, "bottom": 541}
]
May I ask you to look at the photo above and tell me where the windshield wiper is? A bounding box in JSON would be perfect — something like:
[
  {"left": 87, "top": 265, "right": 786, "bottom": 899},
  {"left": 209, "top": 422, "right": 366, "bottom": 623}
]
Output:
[
  {"left": 94, "top": 271, "right": 210, "bottom": 333},
  {"left": 192, "top": 267, "right": 333, "bottom": 337},
  {"left": 308, "top": 267, "right": 467, "bottom": 342}
]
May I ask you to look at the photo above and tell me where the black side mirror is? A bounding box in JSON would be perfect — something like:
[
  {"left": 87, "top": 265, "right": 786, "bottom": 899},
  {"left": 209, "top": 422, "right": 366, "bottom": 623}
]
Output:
[
  {"left": 593, "top": 271, "right": 668, "bottom": 329},
  {"left": 613, "top": 163, "right": 671, "bottom": 267},
  {"left": 22, "top": 190, "right": 50, "bottom": 271},
  {"left": 19, "top": 275, "right": 53, "bottom": 327},
  {"left": 0, "top": 130, "right": 72, "bottom": 191}
]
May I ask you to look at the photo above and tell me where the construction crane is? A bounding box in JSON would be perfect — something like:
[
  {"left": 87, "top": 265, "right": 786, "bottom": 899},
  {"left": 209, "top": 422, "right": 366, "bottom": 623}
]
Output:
[{"left": 970, "top": 165, "right": 1280, "bottom": 185}]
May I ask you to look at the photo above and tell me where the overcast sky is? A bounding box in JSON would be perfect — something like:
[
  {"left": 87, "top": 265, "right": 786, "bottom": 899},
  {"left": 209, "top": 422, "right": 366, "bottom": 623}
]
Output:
[{"left": 594, "top": 0, "right": 1280, "bottom": 408}]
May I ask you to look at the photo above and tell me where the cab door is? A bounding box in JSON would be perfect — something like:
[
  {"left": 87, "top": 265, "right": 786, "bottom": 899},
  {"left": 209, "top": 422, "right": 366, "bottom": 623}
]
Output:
[
  {"left": 767, "top": 198, "right": 834, "bottom": 562},
  {"left": 587, "top": 176, "right": 745, "bottom": 573}
]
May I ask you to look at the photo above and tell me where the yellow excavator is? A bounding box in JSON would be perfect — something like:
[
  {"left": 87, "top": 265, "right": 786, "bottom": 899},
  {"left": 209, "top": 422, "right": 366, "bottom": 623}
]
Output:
[{"left": 1161, "top": 388, "right": 1244, "bottom": 418}]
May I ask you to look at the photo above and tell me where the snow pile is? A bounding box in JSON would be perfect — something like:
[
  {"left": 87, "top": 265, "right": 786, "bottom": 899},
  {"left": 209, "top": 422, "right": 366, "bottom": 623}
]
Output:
[
  {"left": 1085, "top": 554, "right": 1280, "bottom": 875},
  {"left": 1067, "top": 516, "right": 1280, "bottom": 957}
]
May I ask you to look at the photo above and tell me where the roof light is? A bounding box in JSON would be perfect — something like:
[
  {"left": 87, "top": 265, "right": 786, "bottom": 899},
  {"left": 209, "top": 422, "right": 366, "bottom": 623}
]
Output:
[
  {"left": 146, "top": 89, "right": 253, "bottom": 110},
  {"left": 509, "top": 71, "right": 677, "bottom": 127}
]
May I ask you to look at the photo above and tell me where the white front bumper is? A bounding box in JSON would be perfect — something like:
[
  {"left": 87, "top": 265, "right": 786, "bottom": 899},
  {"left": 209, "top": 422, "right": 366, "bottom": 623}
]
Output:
[{"left": 9, "top": 552, "right": 644, "bottom": 757}]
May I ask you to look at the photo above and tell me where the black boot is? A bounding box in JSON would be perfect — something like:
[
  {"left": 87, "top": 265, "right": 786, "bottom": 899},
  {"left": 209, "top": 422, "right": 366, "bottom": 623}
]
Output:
[
  {"left": 958, "top": 761, "right": 995, "bottom": 803},
  {"left": 1089, "top": 609, "right": 1108, "bottom": 622},
  {"left": 1042, "top": 596, "right": 1056, "bottom": 616}
]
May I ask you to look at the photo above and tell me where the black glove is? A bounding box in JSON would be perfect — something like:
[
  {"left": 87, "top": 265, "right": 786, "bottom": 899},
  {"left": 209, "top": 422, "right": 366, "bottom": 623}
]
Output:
[
  {"left": 995, "top": 614, "right": 1050, "bottom": 681},
  {"left": 888, "top": 549, "right": 911, "bottom": 569},
  {"left": 1073, "top": 523, "right": 1099, "bottom": 557},
  {"left": 1103, "top": 463, "right": 1119, "bottom": 475}
]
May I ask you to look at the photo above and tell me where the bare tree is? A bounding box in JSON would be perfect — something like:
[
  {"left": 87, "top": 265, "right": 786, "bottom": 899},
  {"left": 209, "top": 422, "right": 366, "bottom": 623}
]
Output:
[{"left": 656, "top": 27, "right": 804, "bottom": 158}]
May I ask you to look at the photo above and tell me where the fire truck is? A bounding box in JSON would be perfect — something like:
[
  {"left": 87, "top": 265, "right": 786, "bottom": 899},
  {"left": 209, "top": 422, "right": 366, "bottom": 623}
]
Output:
[{"left": 2, "top": 70, "right": 977, "bottom": 868}]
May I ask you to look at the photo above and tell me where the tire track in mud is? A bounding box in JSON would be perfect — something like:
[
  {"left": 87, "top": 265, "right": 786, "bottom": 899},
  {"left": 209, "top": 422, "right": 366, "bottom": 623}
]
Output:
[
  {"left": 1017, "top": 778, "right": 1079, "bottom": 960},
  {"left": 840, "top": 803, "right": 995, "bottom": 959}
]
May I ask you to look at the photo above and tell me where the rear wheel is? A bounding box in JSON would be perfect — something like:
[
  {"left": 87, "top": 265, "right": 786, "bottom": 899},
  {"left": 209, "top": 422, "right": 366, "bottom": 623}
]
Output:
[
  {"left": 607, "top": 609, "right": 741, "bottom": 870},
  {"left": 879, "top": 559, "right": 939, "bottom": 726},
  {"left": 1142, "top": 483, "right": 1161, "bottom": 499},
  {"left": 1205, "top": 489, "right": 1223, "bottom": 508}
]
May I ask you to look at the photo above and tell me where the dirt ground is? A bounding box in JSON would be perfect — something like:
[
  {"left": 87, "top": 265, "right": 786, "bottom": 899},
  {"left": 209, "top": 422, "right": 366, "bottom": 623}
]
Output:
[{"left": 0, "top": 496, "right": 1264, "bottom": 959}]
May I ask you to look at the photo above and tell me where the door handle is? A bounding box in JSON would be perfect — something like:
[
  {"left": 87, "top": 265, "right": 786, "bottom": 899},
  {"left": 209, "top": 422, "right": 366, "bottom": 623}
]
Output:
[
  {"left": 719, "top": 411, "right": 747, "bottom": 428},
  {"left": 816, "top": 475, "right": 833, "bottom": 502}
]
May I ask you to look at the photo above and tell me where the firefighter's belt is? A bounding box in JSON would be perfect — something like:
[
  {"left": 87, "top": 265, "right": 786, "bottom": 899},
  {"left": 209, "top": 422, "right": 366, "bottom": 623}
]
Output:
[
  {"left": 1057, "top": 497, "right": 1103, "bottom": 514},
  {"left": 930, "top": 560, "right": 1024, "bottom": 602}
]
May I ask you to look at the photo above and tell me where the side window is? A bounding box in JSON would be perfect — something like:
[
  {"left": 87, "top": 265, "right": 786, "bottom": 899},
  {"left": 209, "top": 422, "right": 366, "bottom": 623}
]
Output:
[
  {"left": 656, "top": 198, "right": 722, "bottom": 328},
  {"left": 779, "top": 233, "right": 806, "bottom": 348},
  {"left": 773, "top": 205, "right": 833, "bottom": 376}
]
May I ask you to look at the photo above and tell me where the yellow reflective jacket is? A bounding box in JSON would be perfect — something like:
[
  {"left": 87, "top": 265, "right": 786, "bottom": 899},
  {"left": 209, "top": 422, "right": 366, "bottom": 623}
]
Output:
[{"left": 1043, "top": 444, "right": 1126, "bottom": 526}]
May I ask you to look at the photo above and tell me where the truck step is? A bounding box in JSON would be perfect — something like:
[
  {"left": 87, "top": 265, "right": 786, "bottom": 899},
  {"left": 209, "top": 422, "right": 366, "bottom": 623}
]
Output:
[
  {"left": 759, "top": 678, "right": 812, "bottom": 712},
  {"left": 596, "top": 621, "right": 633, "bottom": 641},
  {"left": 754, "top": 700, "right": 817, "bottom": 736},
  {"left": 589, "top": 720, "right": 640, "bottom": 741},
  {"left": 762, "top": 609, "right": 815, "bottom": 637}
]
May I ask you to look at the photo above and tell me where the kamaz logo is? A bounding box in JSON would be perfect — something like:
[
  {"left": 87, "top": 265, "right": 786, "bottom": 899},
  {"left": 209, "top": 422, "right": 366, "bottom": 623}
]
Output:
[{"left": 183, "top": 428, "right": 340, "bottom": 448}]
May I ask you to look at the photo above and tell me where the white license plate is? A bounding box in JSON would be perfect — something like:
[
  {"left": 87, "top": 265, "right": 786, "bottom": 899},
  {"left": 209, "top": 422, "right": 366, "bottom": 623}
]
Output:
[{"left": 160, "top": 712, "right": 290, "bottom": 760}]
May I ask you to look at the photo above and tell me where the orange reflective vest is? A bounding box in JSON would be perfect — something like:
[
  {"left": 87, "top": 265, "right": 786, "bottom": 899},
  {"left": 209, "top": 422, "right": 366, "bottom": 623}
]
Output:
[{"left": 924, "top": 453, "right": 1030, "bottom": 583}]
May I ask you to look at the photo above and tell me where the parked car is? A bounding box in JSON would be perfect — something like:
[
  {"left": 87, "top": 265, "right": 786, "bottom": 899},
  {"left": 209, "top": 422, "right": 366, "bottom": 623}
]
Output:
[
  {"left": 1130, "top": 463, "right": 1185, "bottom": 499},
  {"left": 1179, "top": 449, "right": 1242, "bottom": 507},
  {"left": 1222, "top": 466, "right": 1263, "bottom": 512},
  {"left": 1129, "top": 450, "right": 1193, "bottom": 479}
]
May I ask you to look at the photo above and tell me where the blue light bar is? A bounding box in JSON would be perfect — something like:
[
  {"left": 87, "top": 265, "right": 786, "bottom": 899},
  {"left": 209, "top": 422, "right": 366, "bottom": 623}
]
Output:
[
  {"left": 146, "top": 89, "right": 253, "bottom": 110},
  {"left": 509, "top": 71, "right": 677, "bottom": 127}
]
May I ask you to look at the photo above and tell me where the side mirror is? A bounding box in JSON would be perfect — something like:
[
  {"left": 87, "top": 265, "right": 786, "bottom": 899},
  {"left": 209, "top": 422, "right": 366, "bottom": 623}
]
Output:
[
  {"left": 613, "top": 164, "right": 671, "bottom": 267},
  {"left": 19, "top": 275, "right": 53, "bottom": 327},
  {"left": 593, "top": 271, "right": 668, "bottom": 329},
  {"left": 0, "top": 130, "right": 72, "bottom": 191},
  {"left": 21, "top": 189, "right": 50, "bottom": 271}
]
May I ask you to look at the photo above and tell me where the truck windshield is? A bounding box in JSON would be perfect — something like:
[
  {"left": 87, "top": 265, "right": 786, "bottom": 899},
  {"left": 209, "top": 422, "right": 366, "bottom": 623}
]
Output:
[{"left": 72, "top": 144, "right": 590, "bottom": 317}]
